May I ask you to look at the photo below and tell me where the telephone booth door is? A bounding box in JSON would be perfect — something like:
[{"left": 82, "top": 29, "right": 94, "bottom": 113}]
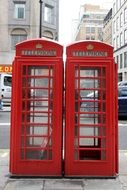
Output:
[
  {"left": 65, "top": 41, "right": 118, "bottom": 177},
  {"left": 10, "top": 39, "right": 63, "bottom": 176}
]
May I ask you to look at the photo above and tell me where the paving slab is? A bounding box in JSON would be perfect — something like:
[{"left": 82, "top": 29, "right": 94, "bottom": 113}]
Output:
[
  {"left": 119, "top": 151, "right": 127, "bottom": 175},
  {"left": 119, "top": 175, "right": 127, "bottom": 187},
  {"left": 4, "top": 180, "right": 44, "bottom": 190},
  {"left": 84, "top": 178, "right": 122, "bottom": 190},
  {"left": 0, "top": 150, "right": 9, "bottom": 190},
  {"left": 44, "top": 179, "right": 84, "bottom": 190}
]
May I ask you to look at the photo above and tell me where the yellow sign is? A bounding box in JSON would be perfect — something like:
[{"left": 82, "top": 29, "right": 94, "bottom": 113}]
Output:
[{"left": 0, "top": 65, "right": 12, "bottom": 73}]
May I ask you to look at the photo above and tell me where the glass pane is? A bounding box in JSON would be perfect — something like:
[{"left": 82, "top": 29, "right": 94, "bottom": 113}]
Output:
[
  {"left": 79, "top": 127, "right": 99, "bottom": 136},
  {"left": 79, "top": 150, "right": 101, "bottom": 160},
  {"left": 80, "top": 68, "right": 99, "bottom": 77},
  {"left": 79, "top": 138, "right": 98, "bottom": 146},
  {"left": 74, "top": 66, "right": 107, "bottom": 161},
  {"left": 80, "top": 79, "right": 100, "bottom": 88},
  {"left": 21, "top": 149, "right": 52, "bottom": 160},
  {"left": 29, "top": 113, "right": 50, "bottom": 123},
  {"left": 21, "top": 65, "right": 54, "bottom": 160}
]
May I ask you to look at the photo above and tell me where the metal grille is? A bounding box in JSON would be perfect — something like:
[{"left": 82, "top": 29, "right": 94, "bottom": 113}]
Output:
[
  {"left": 74, "top": 66, "right": 106, "bottom": 160},
  {"left": 21, "top": 65, "right": 54, "bottom": 160}
]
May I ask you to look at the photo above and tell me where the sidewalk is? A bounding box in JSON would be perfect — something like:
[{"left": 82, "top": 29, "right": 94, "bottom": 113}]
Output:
[{"left": 0, "top": 150, "right": 127, "bottom": 190}]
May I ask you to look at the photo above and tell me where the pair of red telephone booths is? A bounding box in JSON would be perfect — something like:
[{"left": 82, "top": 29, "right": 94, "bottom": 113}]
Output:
[{"left": 10, "top": 38, "right": 118, "bottom": 177}]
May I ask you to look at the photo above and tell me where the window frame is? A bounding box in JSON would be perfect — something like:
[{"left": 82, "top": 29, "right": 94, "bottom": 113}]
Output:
[
  {"left": 11, "top": 34, "right": 27, "bottom": 50},
  {"left": 44, "top": 4, "right": 54, "bottom": 24},
  {"left": 124, "top": 8, "right": 127, "bottom": 24},
  {"left": 14, "top": 2, "right": 26, "bottom": 19}
]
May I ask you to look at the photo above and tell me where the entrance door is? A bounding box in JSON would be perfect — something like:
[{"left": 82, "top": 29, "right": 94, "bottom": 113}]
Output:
[
  {"left": 11, "top": 62, "right": 63, "bottom": 176},
  {"left": 65, "top": 62, "right": 116, "bottom": 176}
]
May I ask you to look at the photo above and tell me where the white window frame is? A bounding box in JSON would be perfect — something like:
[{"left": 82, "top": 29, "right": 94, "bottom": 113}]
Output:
[
  {"left": 120, "top": 53, "right": 123, "bottom": 69},
  {"left": 14, "top": 3, "right": 25, "bottom": 19},
  {"left": 44, "top": 4, "right": 54, "bottom": 24},
  {"left": 124, "top": 52, "right": 127, "bottom": 68},
  {"left": 11, "top": 34, "right": 27, "bottom": 50},
  {"left": 116, "top": 17, "right": 119, "bottom": 31},
  {"left": 120, "top": 12, "right": 123, "bottom": 27},
  {"left": 113, "top": 20, "right": 116, "bottom": 33},
  {"left": 120, "top": 32, "right": 123, "bottom": 47},
  {"left": 116, "top": 35, "right": 119, "bottom": 48},
  {"left": 124, "top": 29, "right": 127, "bottom": 44},
  {"left": 124, "top": 8, "right": 127, "bottom": 24},
  {"left": 120, "top": 0, "right": 124, "bottom": 6}
]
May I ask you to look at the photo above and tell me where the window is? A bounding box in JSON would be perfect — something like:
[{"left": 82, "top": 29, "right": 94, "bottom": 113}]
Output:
[
  {"left": 116, "top": 35, "right": 119, "bottom": 48},
  {"left": 83, "top": 14, "right": 90, "bottom": 18},
  {"left": 86, "top": 27, "right": 90, "bottom": 34},
  {"left": 14, "top": 3, "right": 25, "bottom": 19},
  {"left": 113, "top": 3, "right": 116, "bottom": 15},
  {"left": 113, "top": 38, "right": 116, "bottom": 49},
  {"left": 44, "top": 5, "right": 54, "bottom": 24},
  {"left": 43, "top": 31, "right": 53, "bottom": 39},
  {"left": 113, "top": 21, "right": 116, "bottom": 33},
  {"left": 120, "top": 0, "right": 124, "bottom": 6},
  {"left": 11, "top": 29, "right": 27, "bottom": 50},
  {"left": 98, "top": 28, "right": 102, "bottom": 33},
  {"left": 124, "top": 29, "right": 127, "bottom": 44},
  {"left": 120, "top": 12, "right": 123, "bottom": 27},
  {"left": 120, "top": 32, "right": 123, "bottom": 47},
  {"left": 4, "top": 76, "right": 12, "bottom": 87},
  {"left": 86, "top": 35, "right": 90, "bottom": 40},
  {"left": 120, "top": 54, "right": 123, "bottom": 69},
  {"left": 124, "top": 52, "right": 127, "bottom": 68},
  {"left": 116, "top": 17, "right": 119, "bottom": 31},
  {"left": 91, "top": 36, "right": 95, "bottom": 40},
  {"left": 116, "top": 0, "right": 118, "bottom": 11},
  {"left": 11, "top": 35, "right": 27, "bottom": 49},
  {"left": 91, "top": 27, "right": 95, "bottom": 33},
  {"left": 124, "top": 8, "right": 127, "bottom": 23},
  {"left": 116, "top": 55, "right": 119, "bottom": 65},
  {"left": 118, "top": 88, "right": 127, "bottom": 97},
  {"left": 118, "top": 73, "right": 122, "bottom": 81}
]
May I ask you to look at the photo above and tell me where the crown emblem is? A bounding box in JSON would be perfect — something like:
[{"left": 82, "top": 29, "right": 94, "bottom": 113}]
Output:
[
  {"left": 36, "top": 43, "right": 42, "bottom": 49},
  {"left": 86, "top": 44, "right": 94, "bottom": 50}
]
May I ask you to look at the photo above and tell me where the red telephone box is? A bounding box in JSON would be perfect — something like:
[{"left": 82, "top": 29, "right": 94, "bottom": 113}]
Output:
[
  {"left": 10, "top": 39, "right": 63, "bottom": 176},
  {"left": 65, "top": 41, "right": 118, "bottom": 177}
]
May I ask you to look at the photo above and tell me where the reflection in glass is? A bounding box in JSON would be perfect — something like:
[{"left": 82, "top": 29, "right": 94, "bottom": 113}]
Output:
[
  {"left": 74, "top": 66, "right": 107, "bottom": 161},
  {"left": 21, "top": 65, "right": 54, "bottom": 160}
]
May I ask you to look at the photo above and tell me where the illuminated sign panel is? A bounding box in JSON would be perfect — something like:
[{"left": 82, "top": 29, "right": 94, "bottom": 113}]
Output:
[
  {"left": 72, "top": 51, "right": 108, "bottom": 57},
  {"left": 21, "top": 50, "right": 57, "bottom": 56},
  {"left": 0, "top": 66, "right": 12, "bottom": 73}
]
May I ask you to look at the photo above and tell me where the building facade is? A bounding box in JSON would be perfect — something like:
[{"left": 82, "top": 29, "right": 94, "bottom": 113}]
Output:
[
  {"left": 103, "top": 8, "right": 112, "bottom": 45},
  {"left": 112, "top": 0, "right": 127, "bottom": 81},
  {"left": 74, "top": 4, "right": 108, "bottom": 41},
  {"left": 0, "top": 0, "right": 59, "bottom": 65}
]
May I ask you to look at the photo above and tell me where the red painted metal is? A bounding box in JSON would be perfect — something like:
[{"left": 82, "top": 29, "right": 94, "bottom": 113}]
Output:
[
  {"left": 10, "top": 39, "right": 63, "bottom": 176},
  {"left": 65, "top": 41, "right": 118, "bottom": 177}
]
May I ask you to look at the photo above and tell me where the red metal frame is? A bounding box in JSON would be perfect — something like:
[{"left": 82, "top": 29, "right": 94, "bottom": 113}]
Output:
[
  {"left": 10, "top": 39, "right": 63, "bottom": 176},
  {"left": 65, "top": 41, "right": 118, "bottom": 177}
]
